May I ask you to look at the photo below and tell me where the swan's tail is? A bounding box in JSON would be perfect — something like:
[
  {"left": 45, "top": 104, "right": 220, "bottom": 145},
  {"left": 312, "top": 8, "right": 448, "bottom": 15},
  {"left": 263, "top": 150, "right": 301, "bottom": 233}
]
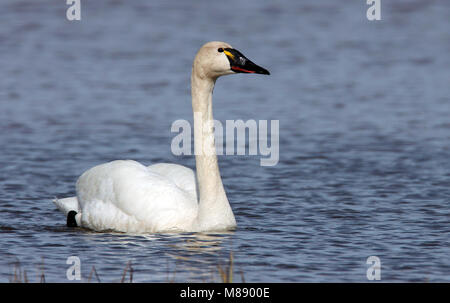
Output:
[
  {"left": 53, "top": 197, "right": 81, "bottom": 227},
  {"left": 53, "top": 196, "right": 79, "bottom": 215}
]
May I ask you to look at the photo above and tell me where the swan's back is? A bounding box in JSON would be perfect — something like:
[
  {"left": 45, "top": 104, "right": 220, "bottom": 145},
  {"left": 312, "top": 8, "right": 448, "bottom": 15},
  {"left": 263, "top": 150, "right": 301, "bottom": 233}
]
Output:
[
  {"left": 76, "top": 160, "right": 198, "bottom": 232},
  {"left": 147, "top": 163, "right": 197, "bottom": 201}
]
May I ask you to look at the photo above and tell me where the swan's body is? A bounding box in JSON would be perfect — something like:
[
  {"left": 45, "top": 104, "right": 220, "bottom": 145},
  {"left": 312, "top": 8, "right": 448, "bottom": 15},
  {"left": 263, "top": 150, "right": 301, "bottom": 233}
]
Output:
[{"left": 53, "top": 41, "right": 269, "bottom": 233}]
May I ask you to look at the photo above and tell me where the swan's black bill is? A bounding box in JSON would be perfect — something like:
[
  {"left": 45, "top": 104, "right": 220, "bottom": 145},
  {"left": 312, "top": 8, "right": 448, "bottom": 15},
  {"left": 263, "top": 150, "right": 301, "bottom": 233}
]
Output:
[
  {"left": 67, "top": 210, "right": 78, "bottom": 227},
  {"left": 223, "top": 48, "right": 270, "bottom": 75}
]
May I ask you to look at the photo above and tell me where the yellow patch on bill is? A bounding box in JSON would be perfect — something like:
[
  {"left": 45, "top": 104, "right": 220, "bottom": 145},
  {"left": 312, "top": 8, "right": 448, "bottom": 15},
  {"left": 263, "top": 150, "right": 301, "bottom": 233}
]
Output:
[{"left": 223, "top": 50, "right": 235, "bottom": 60}]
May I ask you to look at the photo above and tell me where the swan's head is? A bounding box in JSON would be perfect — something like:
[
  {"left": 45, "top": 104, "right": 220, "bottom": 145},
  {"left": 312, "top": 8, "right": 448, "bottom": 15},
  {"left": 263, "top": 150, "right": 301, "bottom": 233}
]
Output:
[{"left": 193, "top": 41, "right": 270, "bottom": 80}]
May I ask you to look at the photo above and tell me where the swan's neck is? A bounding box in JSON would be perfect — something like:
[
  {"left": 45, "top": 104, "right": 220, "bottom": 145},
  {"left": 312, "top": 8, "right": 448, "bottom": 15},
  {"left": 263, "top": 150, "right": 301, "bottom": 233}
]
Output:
[{"left": 191, "top": 72, "right": 236, "bottom": 230}]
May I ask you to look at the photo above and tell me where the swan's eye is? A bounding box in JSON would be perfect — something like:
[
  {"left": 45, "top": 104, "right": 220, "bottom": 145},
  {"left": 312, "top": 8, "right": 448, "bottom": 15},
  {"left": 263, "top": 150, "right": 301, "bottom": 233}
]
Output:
[{"left": 218, "top": 48, "right": 224, "bottom": 53}]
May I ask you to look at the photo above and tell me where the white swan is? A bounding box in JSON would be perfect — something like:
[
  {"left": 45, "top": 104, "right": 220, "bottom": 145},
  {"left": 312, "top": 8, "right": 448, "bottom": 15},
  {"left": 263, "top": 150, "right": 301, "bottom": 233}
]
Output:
[{"left": 53, "top": 41, "right": 269, "bottom": 233}]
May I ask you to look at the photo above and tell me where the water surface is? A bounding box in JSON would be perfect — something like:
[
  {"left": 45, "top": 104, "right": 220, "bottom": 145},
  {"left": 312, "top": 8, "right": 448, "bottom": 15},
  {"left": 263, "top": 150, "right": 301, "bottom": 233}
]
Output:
[{"left": 0, "top": 0, "right": 449, "bottom": 282}]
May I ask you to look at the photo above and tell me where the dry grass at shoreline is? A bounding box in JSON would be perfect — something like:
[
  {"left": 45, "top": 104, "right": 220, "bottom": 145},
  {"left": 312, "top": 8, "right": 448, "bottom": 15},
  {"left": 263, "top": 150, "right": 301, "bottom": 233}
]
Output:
[{"left": 8, "top": 252, "right": 243, "bottom": 283}]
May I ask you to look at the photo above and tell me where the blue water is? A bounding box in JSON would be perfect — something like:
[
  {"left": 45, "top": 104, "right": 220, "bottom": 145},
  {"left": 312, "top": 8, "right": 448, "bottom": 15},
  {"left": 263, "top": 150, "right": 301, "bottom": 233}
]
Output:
[{"left": 0, "top": 0, "right": 449, "bottom": 282}]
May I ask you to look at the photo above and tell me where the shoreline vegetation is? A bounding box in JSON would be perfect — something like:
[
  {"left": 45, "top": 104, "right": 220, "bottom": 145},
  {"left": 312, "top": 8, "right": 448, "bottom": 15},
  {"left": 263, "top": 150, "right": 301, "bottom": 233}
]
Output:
[{"left": 8, "top": 252, "right": 242, "bottom": 283}]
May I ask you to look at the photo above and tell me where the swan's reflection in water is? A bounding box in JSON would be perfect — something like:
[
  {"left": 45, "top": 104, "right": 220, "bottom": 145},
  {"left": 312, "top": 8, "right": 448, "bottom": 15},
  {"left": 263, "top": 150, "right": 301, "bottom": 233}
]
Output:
[
  {"left": 162, "top": 231, "right": 234, "bottom": 252},
  {"left": 148, "top": 231, "right": 236, "bottom": 282},
  {"left": 80, "top": 230, "right": 237, "bottom": 281}
]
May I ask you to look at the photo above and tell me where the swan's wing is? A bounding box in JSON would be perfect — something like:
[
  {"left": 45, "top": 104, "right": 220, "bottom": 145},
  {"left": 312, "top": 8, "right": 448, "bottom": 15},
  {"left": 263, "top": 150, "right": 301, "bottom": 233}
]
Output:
[
  {"left": 147, "top": 163, "right": 197, "bottom": 201},
  {"left": 76, "top": 160, "right": 198, "bottom": 232}
]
